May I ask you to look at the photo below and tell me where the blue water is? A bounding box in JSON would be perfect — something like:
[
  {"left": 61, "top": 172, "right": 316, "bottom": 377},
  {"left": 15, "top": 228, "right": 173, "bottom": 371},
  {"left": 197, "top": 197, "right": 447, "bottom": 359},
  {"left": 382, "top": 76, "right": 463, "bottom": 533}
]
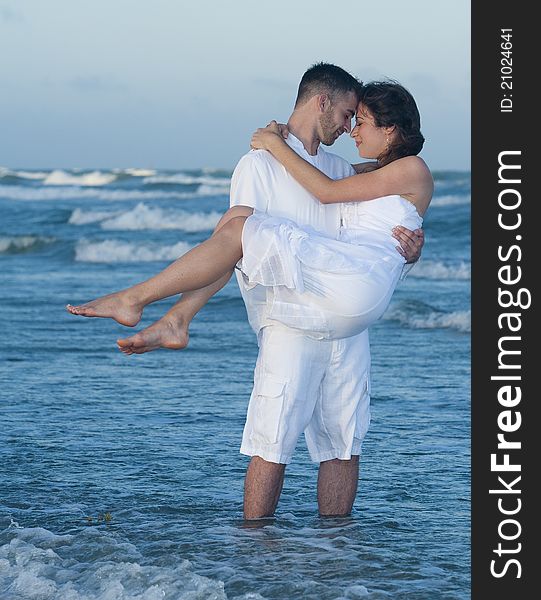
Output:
[{"left": 0, "top": 167, "right": 470, "bottom": 599}]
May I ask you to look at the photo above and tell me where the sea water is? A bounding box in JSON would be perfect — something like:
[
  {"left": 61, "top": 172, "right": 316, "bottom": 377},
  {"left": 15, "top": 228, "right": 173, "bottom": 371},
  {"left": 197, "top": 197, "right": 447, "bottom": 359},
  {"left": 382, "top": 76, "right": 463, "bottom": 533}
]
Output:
[{"left": 0, "top": 167, "right": 470, "bottom": 599}]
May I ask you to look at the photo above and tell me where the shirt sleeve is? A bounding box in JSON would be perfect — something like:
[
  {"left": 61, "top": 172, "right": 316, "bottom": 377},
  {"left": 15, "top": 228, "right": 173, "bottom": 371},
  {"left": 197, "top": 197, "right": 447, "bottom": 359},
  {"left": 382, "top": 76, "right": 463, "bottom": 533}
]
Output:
[{"left": 230, "top": 151, "right": 272, "bottom": 212}]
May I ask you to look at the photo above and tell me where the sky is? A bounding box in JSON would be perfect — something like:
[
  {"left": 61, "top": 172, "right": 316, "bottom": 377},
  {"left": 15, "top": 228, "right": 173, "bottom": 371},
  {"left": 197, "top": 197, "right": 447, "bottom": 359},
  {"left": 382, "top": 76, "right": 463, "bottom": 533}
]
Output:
[{"left": 0, "top": 0, "right": 470, "bottom": 171}]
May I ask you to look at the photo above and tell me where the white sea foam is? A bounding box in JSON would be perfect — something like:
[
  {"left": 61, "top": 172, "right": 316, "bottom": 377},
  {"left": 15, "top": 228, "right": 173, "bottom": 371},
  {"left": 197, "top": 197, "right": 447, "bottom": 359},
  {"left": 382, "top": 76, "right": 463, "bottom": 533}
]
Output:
[
  {"left": 44, "top": 170, "right": 118, "bottom": 186},
  {"left": 197, "top": 183, "right": 231, "bottom": 196},
  {"left": 201, "top": 166, "right": 231, "bottom": 175},
  {"left": 115, "top": 168, "right": 157, "bottom": 177},
  {"left": 408, "top": 260, "right": 471, "bottom": 280},
  {"left": 75, "top": 239, "right": 193, "bottom": 263},
  {"left": 17, "top": 171, "right": 49, "bottom": 180},
  {"left": 0, "top": 525, "right": 228, "bottom": 600},
  {"left": 0, "top": 185, "right": 227, "bottom": 202},
  {"left": 69, "top": 208, "right": 122, "bottom": 225},
  {"left": 143, "top": 173, "right": 231, "bottom": 186},
  {"left": 384, "top": 305, "right": 471, "bottom": 333},
  {"left": 101, "top": 203, "right": 221, "bottom": 231},
  {"left": 430, "top": 194, "right": 470, "bottom": 207},
  {"left": 0, "top": 169, "right": 49, "bottom": 180},
  {"left": 0, "top": 235, "right": 55, "bottom": 253},
  {"left": 68, "top": 204, "right": 222, "bottom": 231}
]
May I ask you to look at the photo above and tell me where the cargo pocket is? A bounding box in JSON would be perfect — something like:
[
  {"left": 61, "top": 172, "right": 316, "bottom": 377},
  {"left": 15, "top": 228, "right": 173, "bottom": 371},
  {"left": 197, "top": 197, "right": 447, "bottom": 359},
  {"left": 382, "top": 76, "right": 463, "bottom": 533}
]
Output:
[{"left": 252, "top": 375, "right": 287, "bottom": 445}]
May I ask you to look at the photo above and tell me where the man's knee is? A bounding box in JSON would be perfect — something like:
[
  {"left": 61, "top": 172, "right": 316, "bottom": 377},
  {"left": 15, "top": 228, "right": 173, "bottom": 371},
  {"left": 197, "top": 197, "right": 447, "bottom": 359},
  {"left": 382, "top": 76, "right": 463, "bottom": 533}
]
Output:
[
  {"left": 320, "top": 455, "right": 359, "bottom": 468},
  {"left": 248, "top": 455, "right": 287, "bottom": 476}
]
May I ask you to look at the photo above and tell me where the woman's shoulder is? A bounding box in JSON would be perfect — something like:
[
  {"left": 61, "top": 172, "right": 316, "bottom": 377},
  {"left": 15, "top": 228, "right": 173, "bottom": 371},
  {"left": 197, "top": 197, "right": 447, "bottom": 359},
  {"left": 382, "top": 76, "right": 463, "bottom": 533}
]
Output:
[
  {"left": 390, "top": 156, "right": 433, "bottom": 188},
  {"left": 391, "top": 155, "right": 431, "bottom": 175}
]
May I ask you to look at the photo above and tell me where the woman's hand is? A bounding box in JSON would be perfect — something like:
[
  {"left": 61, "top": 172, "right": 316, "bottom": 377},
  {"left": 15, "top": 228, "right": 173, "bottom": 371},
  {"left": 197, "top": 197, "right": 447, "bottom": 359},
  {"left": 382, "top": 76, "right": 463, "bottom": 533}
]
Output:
[{"left": 250, "top": 121, "right": 288, "bottom": 152}]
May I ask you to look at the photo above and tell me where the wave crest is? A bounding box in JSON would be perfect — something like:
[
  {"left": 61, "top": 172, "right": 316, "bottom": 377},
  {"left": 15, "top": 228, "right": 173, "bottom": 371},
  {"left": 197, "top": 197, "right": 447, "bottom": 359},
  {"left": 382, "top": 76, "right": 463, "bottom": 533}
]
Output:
[
  {"left": 0, "top": 186, "right": 228, "bottom": 202},
  {"left": 143, "top": 173, "right": 231, "bottom": 187},
  {"left": 430, "top": 194, "right": 470, "bottom": 207},
  {"left": 409, "top": 260, "right": 470, "bottom": 280},
  {"left": 0, "top": 235, "right": 55, "bottom": 253},
  {"left": 69, "top": 208, "right": 120, "bottom": 225},
  {"left": 44, "top": 170, "right": 118, "bottom": 187},
  {"left": 69, "top": 204, "right": 222, "bottom": 231},
  {"left": 0, "top": 168, "right": 49, "bottom": 180},
  {"left": 384, "top": 301, "right": 470, "bottom": 333},
  {"left": 75, "top": 239, "right": 193, "bottom": 263}
]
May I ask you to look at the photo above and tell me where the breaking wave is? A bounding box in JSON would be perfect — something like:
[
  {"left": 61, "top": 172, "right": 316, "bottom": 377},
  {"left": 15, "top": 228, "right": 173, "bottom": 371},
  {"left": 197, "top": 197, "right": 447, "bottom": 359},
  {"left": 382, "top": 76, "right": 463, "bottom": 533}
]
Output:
[
  {"left": 0, "top": 235, "right": 55, "bottom": 254},
  {"left": 69, "top": 203, "right": 221, "bottom": 231},
  {"left": 0, "top": 168, "right": 49, "bottom": 180},
  {"left": 430, "top": 194, "right": 470, "bottom": 207},
  {"left": 143, "top": 173, "right": 231, "bottom": 187},
  {"left": 74, "top": 239, "right": 193, "bottom": 263},
  {"left": 0, "top": 186, "right": 229, "bottom": 202},
  {"left": 44, "top": 170, "right": 118, "bottom": 187},
  {"left": 384, "top": 301, "right": 471, "bottom": 333},
  {"left": 408, "top": 260, "right": 470, "bottom": 280}
]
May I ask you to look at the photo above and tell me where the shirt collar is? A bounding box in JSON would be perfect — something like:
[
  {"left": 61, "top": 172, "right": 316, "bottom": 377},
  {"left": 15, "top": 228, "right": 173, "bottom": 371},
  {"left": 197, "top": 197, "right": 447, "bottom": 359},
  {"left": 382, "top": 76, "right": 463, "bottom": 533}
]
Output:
[{"left": 286, "top": 132, "right": 322, "bottom": 158}]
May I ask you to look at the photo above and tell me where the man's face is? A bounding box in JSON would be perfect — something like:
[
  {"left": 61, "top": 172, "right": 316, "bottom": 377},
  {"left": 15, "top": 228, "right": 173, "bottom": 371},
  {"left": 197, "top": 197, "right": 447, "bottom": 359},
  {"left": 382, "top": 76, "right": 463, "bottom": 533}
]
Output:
[{"left": 318, "top": 91, "right": 357, "bottom": 146}]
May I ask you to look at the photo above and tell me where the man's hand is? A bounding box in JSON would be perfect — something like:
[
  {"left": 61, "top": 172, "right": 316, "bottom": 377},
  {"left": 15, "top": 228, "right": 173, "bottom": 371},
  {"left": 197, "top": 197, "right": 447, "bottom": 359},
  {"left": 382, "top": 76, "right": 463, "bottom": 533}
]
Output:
[{"left": 392, "top": 226, "right": 424, "bottom": 264}]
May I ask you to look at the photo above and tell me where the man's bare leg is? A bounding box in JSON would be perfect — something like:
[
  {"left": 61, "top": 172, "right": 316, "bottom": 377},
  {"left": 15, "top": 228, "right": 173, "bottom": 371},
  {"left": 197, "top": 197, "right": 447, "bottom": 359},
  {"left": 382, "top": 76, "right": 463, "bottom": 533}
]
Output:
[
  {"left": 317, "top": 456, "right": 360, "bottom": 517},
  {"left": 243, "top": 456, "right": 286, "bottom": 520},
  {"left": 66, "top": 206, "right": 253, "bottom": 325},
  {"left": 117, "top": 274, "right": 231, "bottom": 354}
]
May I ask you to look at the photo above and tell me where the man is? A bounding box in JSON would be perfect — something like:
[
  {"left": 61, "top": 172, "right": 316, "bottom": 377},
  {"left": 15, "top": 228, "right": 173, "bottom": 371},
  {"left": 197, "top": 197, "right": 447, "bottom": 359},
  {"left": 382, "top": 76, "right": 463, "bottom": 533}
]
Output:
[
  {"left": 117, "top": 63, "right": 423, "bottom": 519},
  {"left": 229, "top": 63, "right": 422, "bottom": 519}
]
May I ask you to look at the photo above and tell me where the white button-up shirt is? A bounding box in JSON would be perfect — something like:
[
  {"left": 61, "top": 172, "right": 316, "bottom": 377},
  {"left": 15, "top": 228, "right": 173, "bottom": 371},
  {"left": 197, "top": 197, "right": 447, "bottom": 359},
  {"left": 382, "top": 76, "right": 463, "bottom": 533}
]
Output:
[{"left": 230, "top": 133, "right": 356, "bottom": 336}]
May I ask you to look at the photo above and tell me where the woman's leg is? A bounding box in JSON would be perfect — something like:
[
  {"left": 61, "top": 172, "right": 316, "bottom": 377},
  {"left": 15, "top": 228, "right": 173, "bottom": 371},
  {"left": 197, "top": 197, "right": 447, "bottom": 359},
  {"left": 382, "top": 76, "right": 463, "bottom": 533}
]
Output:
[
  {"left": 116, "top": 275, "right": 231, "bottom": 354},
  {"left": 66, "top": 206, "right": 253, "bottom": 326}
]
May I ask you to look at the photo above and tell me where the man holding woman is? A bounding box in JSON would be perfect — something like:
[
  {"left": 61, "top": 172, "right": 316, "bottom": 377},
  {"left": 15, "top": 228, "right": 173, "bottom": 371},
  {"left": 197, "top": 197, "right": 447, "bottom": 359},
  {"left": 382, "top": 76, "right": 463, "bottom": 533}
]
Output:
[{"left": 67, "top": 63, "right": 428, "bottom": 519}]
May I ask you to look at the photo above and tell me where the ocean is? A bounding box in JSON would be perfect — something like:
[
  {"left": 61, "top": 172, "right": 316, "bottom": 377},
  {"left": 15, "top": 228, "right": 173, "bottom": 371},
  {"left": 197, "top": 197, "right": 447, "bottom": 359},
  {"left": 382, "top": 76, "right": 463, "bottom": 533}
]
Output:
[{"left": 0, "top": 166, "right": 470, "bottom": 599}]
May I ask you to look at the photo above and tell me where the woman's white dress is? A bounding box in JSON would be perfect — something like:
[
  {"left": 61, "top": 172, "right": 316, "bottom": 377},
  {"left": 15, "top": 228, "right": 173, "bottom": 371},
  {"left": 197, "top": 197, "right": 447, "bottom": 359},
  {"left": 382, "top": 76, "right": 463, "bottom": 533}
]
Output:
[{"left": 239, "top": 194, "right": 423, "bottom": 340}]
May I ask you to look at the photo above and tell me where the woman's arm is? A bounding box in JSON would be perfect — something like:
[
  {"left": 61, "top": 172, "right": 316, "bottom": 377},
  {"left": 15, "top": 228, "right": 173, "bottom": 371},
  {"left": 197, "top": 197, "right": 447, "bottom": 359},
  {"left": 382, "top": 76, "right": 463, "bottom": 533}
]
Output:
[{"left": 251, "top": 126, "right": 432, "bottom": 209}]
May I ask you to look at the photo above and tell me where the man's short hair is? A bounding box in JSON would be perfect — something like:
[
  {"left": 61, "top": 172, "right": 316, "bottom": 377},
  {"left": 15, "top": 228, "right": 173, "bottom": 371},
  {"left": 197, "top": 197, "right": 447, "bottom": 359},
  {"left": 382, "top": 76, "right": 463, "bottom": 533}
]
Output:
[{"left": 294, "top": 62, "right": 362, "bottom": 108}]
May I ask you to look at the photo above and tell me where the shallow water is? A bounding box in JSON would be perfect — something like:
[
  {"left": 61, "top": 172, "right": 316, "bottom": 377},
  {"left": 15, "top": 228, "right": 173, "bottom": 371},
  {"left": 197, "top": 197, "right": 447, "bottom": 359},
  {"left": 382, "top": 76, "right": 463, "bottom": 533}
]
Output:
[{"left": 0, "top": 168, "right": 470, "bottom": 599}]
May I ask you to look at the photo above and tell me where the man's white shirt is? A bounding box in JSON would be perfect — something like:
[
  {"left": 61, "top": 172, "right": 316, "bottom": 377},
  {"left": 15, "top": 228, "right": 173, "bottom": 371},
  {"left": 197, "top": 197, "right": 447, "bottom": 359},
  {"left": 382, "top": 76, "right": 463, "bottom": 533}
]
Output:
[{"left": 229, "top": 133, "right": 356, "bottom": 336}]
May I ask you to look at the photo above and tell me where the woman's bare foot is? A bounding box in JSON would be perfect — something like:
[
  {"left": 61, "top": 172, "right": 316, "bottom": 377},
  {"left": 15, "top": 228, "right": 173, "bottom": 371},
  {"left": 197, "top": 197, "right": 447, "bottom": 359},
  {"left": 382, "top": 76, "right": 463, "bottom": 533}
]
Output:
[
  {"left": 116, "top": 314, "right": 189, "bottom": 354},
  {"left": 66, "top": 290, "right": 143, "bottom": 327}
]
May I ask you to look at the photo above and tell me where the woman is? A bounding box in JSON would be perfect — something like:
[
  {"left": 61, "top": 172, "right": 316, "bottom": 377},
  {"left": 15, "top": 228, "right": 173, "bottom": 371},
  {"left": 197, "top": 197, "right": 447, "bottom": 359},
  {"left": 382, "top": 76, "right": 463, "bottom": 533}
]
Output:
[{"left": 67, "top": 81, "right": 433, "bottom": 345}]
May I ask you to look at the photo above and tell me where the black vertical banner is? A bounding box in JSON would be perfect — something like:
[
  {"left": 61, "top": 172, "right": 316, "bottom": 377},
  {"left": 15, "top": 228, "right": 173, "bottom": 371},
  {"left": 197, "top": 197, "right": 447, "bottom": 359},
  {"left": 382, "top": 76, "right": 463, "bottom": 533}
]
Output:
[{"left": 472, "top": 2, "right": 538, "bottom": 598}]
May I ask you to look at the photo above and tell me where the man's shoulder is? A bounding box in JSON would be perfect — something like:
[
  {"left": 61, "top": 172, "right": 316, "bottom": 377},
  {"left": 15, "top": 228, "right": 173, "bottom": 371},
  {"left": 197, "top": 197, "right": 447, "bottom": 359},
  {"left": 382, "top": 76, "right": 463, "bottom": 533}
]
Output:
[
  {"left": 232, "top": 150, "right": 277, "bottom": 185},
  {"left": 234, "top": 149, "right": 276, "bottom": 170},
  {"left": 318, "top": 147, "right": 355, "bottom": 176},
  {"left": 319, "top": 147, "right": 351, "bottom": 165}
]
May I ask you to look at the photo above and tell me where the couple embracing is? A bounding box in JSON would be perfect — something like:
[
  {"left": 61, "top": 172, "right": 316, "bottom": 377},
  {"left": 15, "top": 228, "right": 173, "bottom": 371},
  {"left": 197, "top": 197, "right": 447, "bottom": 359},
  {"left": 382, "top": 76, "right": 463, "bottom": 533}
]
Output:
[{"left": 67, "top": 62, "right": 433, "bottom": 520}]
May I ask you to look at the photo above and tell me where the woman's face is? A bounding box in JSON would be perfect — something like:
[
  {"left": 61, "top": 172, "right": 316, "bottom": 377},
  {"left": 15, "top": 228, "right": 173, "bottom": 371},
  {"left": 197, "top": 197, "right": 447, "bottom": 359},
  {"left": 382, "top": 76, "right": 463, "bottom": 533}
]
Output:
[{"left": 350, "top": 103, "right": 389, "bottom": 160}]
